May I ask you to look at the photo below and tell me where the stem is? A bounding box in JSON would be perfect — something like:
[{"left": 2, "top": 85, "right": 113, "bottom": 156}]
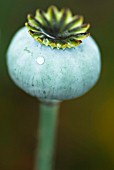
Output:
[{"left": 34, "top": 101, "right": 60, "bottom": 170}]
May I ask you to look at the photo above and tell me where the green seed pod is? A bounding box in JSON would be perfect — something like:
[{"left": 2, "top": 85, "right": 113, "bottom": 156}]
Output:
[{"left": 7, "top": 6, "right": 101, "bottom": 102}]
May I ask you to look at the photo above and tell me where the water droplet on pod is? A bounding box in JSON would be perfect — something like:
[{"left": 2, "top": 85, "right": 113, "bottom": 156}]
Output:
[{"left": 36, "top": 57, "right": 45, "bottom": 65}]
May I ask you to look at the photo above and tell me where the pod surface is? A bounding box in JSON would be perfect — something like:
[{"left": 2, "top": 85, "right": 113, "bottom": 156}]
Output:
[{"left": 7, "top": 27, "right": 101, "bottom": 100}]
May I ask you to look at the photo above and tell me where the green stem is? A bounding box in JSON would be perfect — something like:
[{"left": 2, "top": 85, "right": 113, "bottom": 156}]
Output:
[{"left": 34, "top": 101, "right": 60, "bottom": 170}]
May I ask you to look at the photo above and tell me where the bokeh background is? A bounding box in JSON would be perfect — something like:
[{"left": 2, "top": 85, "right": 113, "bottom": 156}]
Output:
[{"left": 0, "top": 0, "right": 114, "bottom": 170}]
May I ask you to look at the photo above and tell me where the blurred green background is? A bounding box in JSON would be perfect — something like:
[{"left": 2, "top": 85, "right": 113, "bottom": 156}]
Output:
[{"left": 0, "top": 0, "right": 114, "bottom": 170}]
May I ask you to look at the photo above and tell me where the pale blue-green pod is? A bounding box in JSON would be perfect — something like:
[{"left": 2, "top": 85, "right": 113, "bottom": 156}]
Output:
[{"left": 7, "top": 27, "right": 101, "bottom": 101}]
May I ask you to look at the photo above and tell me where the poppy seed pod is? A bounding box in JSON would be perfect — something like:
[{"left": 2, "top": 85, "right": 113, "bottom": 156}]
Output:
[{"left": 7, "top": 6, "right": 101, "bottom": 102}]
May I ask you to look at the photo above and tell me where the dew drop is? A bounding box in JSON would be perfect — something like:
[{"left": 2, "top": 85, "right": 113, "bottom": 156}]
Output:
[{"left": 36, "top": 57, "right": 45, "bottom": 65}]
